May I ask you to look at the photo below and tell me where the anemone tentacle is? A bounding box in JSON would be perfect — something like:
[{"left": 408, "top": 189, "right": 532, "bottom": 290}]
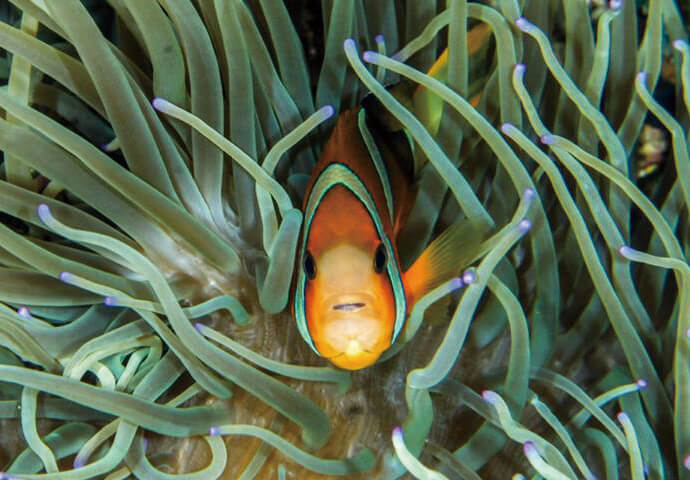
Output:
[{"left": 0, "top": 1, "right": 688, "bottom": 478}]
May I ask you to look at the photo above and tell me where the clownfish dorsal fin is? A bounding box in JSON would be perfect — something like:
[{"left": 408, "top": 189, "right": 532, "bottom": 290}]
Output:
[
  {"left": 360, "top": 82, "right": 416, "bottom": 134},
  {"left": 403, "top": 217, "right": 489, "bottom": 305}
]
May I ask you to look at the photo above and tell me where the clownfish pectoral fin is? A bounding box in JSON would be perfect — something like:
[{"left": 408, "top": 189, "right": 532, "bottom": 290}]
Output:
[
  {"left": 423, "top": 292, "right": 454, "bottom": 327},
  {"left": 403, "top": 217, "right": 490, "bottom": 304}
]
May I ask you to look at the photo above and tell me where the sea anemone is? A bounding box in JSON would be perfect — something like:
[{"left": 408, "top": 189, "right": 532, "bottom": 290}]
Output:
[{"left": 0, "top": 0, "right": 688, "bottom": 478}]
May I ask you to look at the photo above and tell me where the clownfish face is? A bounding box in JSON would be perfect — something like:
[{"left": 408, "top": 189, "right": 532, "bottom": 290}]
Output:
[
  {"left": 293, "top": 183, "right": 406, "bottom": 371},
  {"left": 303, "top": 241, "right": 395, "bottom": 370}
]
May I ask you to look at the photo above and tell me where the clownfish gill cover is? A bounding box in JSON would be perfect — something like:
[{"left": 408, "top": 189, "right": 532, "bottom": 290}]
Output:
[{"left": 0, "top": 1, "right": 688, "bottom": 479}]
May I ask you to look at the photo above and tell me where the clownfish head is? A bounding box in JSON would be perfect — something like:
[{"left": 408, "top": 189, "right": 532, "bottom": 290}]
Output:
[
  {"left": 303, "top": 240, "right": 395, "bottom": 370},
  {"left": 295, "top": 185, "right": 403, "bottom": 370}
]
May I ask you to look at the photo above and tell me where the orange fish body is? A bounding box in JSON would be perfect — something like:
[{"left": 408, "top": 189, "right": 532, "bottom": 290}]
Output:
[{"left": 292, "top": 106, "right": 472, "bottom": 370}]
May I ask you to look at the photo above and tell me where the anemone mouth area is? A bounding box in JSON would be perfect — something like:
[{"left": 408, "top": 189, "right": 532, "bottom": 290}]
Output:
[{"left": 0, "top": 1, "right": 687, "bottom": 479}]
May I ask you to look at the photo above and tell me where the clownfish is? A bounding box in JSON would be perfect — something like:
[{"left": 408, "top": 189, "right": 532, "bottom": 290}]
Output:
[
  {"left": 291, "top": 107, "right": 481, "bottom": 370},
  {"left": 292, "top": 34, "right": 491, "bottom": 370}
]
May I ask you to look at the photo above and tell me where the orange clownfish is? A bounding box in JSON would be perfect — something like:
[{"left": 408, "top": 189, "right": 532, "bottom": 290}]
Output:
[
  {"left": 291, "top": 103, "right": 476, "bottom": 370},
  {"left": 291, "top": 34, "right": 493, "bottom": 370}
]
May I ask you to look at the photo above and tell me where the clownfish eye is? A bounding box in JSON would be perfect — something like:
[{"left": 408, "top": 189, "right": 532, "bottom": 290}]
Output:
[
  {"left": 303, "top": 251, "right": 316, "bottom": 280},
  {"left": 373, "top": 244, "right": 387, "bottom": 273}
]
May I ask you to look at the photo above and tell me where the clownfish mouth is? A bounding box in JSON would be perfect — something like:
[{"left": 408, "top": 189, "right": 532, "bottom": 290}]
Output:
[
  {"left": 333, "top": 302, "right": 366, "bottom": 312},
  {"left": 324, "top": 342, "right": 375, "bottom": 360},
  {"left": 322, "top": 293, "right": 376, "bottom": 314},
  {"left": 324, "top": 339, "right": 380, "bottom": 370},
  {"left": 314, "top": 293, "right": 389, "bottom": 369}
]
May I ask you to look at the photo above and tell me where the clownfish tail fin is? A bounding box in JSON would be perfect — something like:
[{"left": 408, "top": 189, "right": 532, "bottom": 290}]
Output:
[{"left": 412, "top": 23, "right": 492, "bottom": 138}]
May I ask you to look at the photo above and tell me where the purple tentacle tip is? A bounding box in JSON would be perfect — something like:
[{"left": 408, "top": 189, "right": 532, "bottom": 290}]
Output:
[
  {"left": 17, "top": 307, "right": 31, "bottom": 319},
  {"left": 73, "top": 457, "right": 85, "bottom": 469},
  {"left": 209, "top": 426, "right": 220, "bottom": 437},
  {"left": 523, "top": 440, "right": 537, "bottom": 456},
  {"left": 514, "top": 63, "right": 526, "bottom": 75},
  {"left": 540, "top": 134, "right": 555, "bottom": 145},
  {"left": 343, "top": 38, "right": 355, "bottom": 49},
  {"left": 500, "top": 123, "right": 515, "bottom": 135},
  {"left": 449, "top": 277, "right": 464, "bottom": 290},
  {"left": 618, "top": 245, "right": 633, "bottom": 258},
  {"left": 462, "top": 269, "right": 477, "bottom": 285},
  {"left": 59, "top": 272, "right": 73, "bottom": 283},
  {"left": 523, "top": 188, "right": 536, "bottom": 202},
  {"left": 362, "top": 51, "right": 376, "bottom": 63},
  {"left": 609, "top": 0, "right": 622, "bottom": 9},
  {"left": 151, "top": 97, "right": 167, "bottom": 111},
  {"left": 518, "top": 219, "right": 532, "bottom": 234},
  {"left": 392, "top": 426, "right": 403, "bottom": 438},
  {"left": 322, "top": 105, "right": 335, "bottom": 118},
  {"left": 481, "top": 390, "right": 498, "bottom": 404},
  {"left": 37, "top": 203, "right": 51, "bottom": 222},
  {"left": 375, "top": 34, "right": 385, "bottom": 44},
  {"left": 684, "top": 453, "right": 690, "bottom": 470},
  {"left": 636, "top": 379, "right": 648, "bottom": 390},
  {"left": 673, "top": 39, "right": 687, "bottom": 51},
  {"left": 103, "top": 296, "right": 118, "bottom": 306},
  {"left": 637, "top": 71, "right": 648, "bottom": 84},
  {"left": 515, "top": 17, "right": 533, "bottom": 32},
  {"left": 194, "top": 322, "right": 205, "bottom": 332},
  {"left": 616, "top": 411, "right": 629, "bottom": 423}
]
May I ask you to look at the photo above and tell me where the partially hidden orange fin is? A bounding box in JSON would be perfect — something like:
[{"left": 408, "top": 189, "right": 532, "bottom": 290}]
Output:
[
  {"left": 403, "top": 217, "right": 489, "bottom": 305},
  {"left": 412, "top": 22, "right": 491, "bottom": 137}
]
